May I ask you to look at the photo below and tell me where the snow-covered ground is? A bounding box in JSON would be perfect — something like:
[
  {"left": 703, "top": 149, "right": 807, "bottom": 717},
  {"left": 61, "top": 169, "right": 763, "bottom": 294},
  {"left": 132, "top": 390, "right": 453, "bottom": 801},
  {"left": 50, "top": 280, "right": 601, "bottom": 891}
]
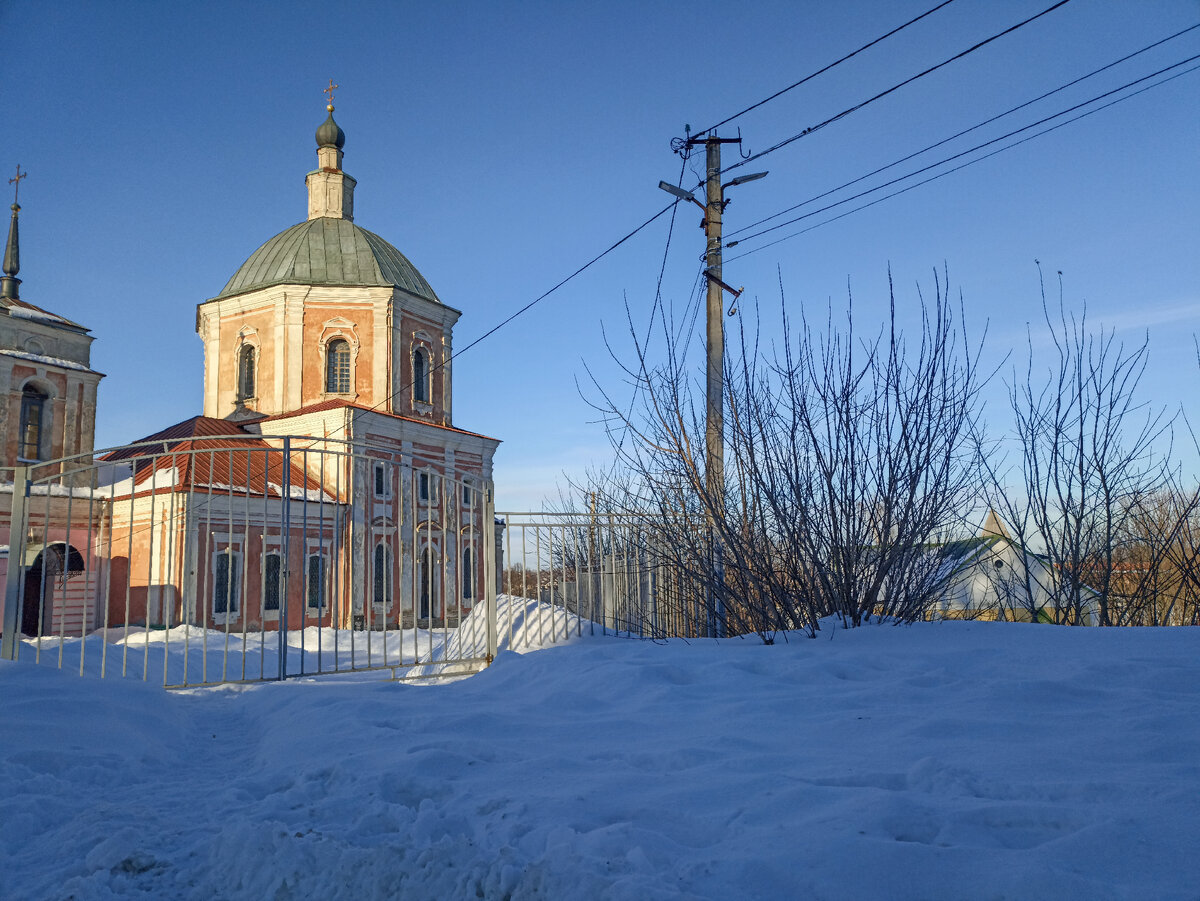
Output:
[
  {"left": 7, "top": 596, "right": 591, "bottom": 686},
  {"left": 3, "top": 609, "right": 1199, "bottom": 900}
]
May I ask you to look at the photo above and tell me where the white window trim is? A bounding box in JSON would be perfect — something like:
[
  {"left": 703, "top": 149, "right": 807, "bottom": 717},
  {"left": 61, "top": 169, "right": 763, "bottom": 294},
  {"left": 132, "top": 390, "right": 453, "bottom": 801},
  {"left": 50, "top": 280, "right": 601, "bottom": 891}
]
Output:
[
  {"left": 410, "top": 331, "right": 435, "bottom": 411},
  {"left": 373, "top": 461, "right": 393, "bottom": 499},
  {"left": 319, "top": 322, "right": 360, "bottom": 399},
  {"left": 415, "top": 540, "right": 441, "bottom": 618},
  {"left": 417, "top": 469, "right": 439, "bottom": 505},
  {"left": 235, "top": 338, "right": 260, "bottom": 404},
  {"left": 372, "top": 540, "right": 395, "bottom": 610},
  {"left": 17, "top": 379, "right": 54, "bottom": 463},
  {"left": 412, "top": 345, "right": 432, "bottom": 406}
]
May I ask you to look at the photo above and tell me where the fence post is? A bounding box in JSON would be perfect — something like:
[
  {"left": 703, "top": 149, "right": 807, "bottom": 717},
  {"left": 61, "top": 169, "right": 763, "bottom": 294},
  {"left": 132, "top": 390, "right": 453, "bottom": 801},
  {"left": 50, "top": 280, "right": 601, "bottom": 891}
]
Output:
[
  {"left": 278, "top": 437, "right": 291, "bottom": 680},
  {"left": 1, "top": 466, "right": 30, "bottom": 660},
  {"left": 484, "top": 483, "right": 497, "bottom": 663}
]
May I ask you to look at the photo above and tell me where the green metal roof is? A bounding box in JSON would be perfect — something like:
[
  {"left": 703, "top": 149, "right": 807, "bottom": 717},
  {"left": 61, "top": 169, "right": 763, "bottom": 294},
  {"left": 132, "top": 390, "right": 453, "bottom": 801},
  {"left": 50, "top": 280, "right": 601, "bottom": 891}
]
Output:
[{"left": 216, "top": 217, "right": 440, "bottom": 302}]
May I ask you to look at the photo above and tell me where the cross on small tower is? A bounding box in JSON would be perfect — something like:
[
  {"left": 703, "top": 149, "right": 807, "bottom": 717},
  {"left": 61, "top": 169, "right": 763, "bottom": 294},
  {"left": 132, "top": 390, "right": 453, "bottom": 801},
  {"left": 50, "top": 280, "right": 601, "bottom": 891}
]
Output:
[
  {"left": 324, "top": 79, "right": 339, "bottom": 110},
  {"left": 9, "top": 164, "right": 27, "bottom": 205}
]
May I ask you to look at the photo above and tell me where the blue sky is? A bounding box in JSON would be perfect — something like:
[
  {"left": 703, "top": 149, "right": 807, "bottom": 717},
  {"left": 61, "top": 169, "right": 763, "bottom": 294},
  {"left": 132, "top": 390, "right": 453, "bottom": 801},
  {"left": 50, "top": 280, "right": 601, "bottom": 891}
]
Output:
[{"left": 5, "top": 0, "right": 1198, "bottom": 510}]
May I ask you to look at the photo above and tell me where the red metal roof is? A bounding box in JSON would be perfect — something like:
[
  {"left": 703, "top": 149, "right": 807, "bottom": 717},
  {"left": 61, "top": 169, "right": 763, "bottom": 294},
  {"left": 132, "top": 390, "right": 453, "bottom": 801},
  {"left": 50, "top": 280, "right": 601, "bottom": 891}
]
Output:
[
  {"left": 101, "top": 416, "right": 251, "bottom": 461},
  {"left": 102, "top": 416, "right": 334, "bottom": 501}
]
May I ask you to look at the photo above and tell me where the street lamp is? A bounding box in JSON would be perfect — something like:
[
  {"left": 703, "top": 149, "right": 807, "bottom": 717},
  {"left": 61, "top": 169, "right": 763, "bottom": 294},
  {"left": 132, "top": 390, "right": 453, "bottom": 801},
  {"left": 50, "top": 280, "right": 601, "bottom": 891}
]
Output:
[
  {"left": 657, "top": 181, "right": 707, "bottom": 211},
  {"left": 723, "top": 171, "right": 768, "bottom": 190}
]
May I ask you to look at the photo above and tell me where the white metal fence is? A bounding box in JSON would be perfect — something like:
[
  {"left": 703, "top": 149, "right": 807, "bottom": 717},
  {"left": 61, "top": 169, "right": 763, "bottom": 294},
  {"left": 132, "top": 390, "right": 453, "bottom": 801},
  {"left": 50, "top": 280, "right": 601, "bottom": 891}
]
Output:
[
  {"left": 496, "top": 511, "right": 712, "bottom": 644},
  {"left": 0, "top": 436, "right": 498, "bottom": 686},
  {"left": 0, "top": 443, "right": 718, "bottom": 688}
]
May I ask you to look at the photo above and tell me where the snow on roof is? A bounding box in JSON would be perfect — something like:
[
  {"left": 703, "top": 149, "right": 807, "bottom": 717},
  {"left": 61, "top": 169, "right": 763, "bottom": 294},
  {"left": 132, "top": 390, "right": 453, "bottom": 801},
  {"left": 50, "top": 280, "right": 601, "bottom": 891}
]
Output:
[
  {"left": 1, "top": 298, "right": 86, "bottom": 330},
  {"left": 0, "top": 347, "right": 96, "bottom": 373}
]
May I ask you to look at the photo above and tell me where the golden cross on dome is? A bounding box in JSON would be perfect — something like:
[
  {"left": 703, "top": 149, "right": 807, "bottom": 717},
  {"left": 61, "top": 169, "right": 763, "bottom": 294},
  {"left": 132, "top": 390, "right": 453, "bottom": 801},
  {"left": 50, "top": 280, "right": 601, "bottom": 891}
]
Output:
[
  {"left": 9, "top": 164, "right": 27, "bottom": 205},
  {"left": 324, "top": 79, "right": 339, "bottom": 110}
]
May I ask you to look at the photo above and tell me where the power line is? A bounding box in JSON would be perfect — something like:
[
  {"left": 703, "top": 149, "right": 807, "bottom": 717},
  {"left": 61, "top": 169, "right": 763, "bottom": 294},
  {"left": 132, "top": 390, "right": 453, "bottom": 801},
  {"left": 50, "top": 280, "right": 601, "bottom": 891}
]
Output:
[
  {"left": 727, "top": 22, "right": 1200, "bottom": 240},
  {"left": 303, "top": 0, "right": 1144, "bottom": 444},
  {"left": 720, "top": 0, "right": 1074, "bottom": 177},
  {"left": 306, "top": 203, "right": 676, "bottom": 444},
  {"left": 724, "top": 60, "right": 1200, "bottom": 265},
  {"left": 605, "top": 154, "right": 691, "bottom": 472},
  {"left": 692, "top": 0, "right": 961, "bottom": 137},
  {"left": 726, "top": 51, "right": 1200, "bottom": 249},
  {"left": 438, "top": 206, "right": 672, "bottom": 384}
]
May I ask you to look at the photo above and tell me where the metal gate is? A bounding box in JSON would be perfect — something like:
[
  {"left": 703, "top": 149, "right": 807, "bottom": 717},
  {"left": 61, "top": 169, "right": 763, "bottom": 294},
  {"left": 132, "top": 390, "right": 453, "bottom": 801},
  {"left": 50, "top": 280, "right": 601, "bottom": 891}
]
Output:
[{"left": 0, "top": 435, "right": 497, "bottom": 687}]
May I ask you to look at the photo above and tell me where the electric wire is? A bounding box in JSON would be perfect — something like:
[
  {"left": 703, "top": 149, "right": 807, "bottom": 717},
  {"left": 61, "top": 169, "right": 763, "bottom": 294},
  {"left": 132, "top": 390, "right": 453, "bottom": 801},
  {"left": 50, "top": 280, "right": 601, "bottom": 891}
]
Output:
[
  {"left": 726, "top": 51, "right": 1200, "bottom": 249},
  {"left": 692, "top": 0, "right": 961, "bottom": 137},
  {"left": 724, "top": 60, "right": 1200, "bottom": 265},
  {"left": 677, "top": 264, "right": 707, "bottom": 351},
  {"left": 726, "top": 21, "right": 1200, "bottom": 240},
  {"left": 353, "top": 0, "right": 1067, "bottom": 470},
  {"left": 299, "top": 202, "right": 677, "bottom": 445},
  {"left": 720, "top": 0, "right": 1074, "bottom": 177},
  {"left": 606, "top": 153, "right": 691, "bottom": 472}
]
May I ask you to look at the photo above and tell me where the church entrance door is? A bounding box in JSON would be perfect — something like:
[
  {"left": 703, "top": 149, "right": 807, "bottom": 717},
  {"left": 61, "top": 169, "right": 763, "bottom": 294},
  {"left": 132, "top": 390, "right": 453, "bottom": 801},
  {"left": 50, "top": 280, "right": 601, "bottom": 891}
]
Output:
[{"left": 21, "top": 563, "right": 47, "bottom": 636}]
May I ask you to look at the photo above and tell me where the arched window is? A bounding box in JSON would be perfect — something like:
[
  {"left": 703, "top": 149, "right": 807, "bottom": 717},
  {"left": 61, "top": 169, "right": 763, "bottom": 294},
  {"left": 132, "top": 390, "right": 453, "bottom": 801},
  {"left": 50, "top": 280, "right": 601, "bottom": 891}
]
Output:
[
  {"left": 326, "top": 339, "right": 351, "bottom": 394},
  {"left": 462, "top": 545, "right": 474, "bottom": 599},
  {"left": 419, "top": 546, "right": 437, "bottom": 619},
  {"left": 412, "top": 347, "right": 429, "bottom": 403},
  {"left": 236, "top": 344, "right": 256, "bottom": 401},
  {"left": 19, "top": 386, "right": 47, "bottom": 461},
  {"left": 373, "top": 543, "right": 392, "bottom": 607}
]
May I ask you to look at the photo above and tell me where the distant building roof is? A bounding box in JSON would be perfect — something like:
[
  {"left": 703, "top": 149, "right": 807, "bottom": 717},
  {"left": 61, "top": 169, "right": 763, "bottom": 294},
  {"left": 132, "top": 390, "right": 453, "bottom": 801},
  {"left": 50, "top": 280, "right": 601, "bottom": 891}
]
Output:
[{"left": 0, "top": 296, "right": 87, "bottom": 331}]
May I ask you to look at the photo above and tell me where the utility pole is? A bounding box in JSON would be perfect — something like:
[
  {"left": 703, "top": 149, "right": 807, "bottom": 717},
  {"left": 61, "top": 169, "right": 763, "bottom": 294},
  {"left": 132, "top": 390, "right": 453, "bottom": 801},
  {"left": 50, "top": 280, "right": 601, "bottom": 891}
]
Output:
[
  {"left": 660, "top": 135, "right": 765, "bottom": 638},
  {"left": 701, "top": 136, "right": 732, "bottom": 639}
]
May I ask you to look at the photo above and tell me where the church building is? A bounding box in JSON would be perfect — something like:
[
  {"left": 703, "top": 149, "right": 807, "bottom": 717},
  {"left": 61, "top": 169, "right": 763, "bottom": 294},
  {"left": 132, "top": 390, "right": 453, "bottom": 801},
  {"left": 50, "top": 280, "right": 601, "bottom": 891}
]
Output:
[{"left": 3, "top": 97, "right": 500, "bottom": 646}]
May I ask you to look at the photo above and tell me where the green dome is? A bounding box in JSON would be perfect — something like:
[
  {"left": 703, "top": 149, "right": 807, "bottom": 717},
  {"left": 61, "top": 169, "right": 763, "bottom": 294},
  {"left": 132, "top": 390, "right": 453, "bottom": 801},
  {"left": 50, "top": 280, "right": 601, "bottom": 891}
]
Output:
[
  {"left": 217, "top": 217, "right": 440, "bottom": 302},
  {"left": 316, "top": 110, "right": 346, "bottom": 149}
]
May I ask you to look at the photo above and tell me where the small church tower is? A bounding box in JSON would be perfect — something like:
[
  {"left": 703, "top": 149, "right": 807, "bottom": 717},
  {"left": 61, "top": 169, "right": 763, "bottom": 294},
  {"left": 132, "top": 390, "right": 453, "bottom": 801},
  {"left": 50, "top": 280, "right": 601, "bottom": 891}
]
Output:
[{"left": 0, "top": 168, "right": 103, "bottom": 469}]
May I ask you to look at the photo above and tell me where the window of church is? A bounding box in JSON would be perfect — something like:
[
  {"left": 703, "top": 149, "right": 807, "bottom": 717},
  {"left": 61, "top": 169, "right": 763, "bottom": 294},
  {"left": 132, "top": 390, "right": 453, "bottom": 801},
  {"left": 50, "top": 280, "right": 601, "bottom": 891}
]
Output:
[
  {"left": 326, "top": 339, "right": 351, "bottom": 394},
  {"left": 419, "top": 471, "right": 434, "bottom": 502},
  {"left": 237, "top": 345, "right": 256, "bottom": 401},
  {"left": 19, "top": 386, "right": 47, "bottom": 461},
  {"left": 418, "top": 545, "right": 437, "bottom": 619},
  {"left": 373, "top": 543, "right": 392, "bottom": 607},
  {"left": 373, "top": 462, "right": 391, "bottom": 499},
  {"left": 462, "top": 545, "right": 474, "bottom": 600},
  {"left": 413, "top": 347, "right": 429, "bottom": 404},
  {"left": 263, "top": 552, "right": 281, "bottom": 613},
  {"left": 307, "top": 553, "right": 327, "bottom": 610},
  {"left": 212, "top": 549, "right": 241, "bottom": 619}
]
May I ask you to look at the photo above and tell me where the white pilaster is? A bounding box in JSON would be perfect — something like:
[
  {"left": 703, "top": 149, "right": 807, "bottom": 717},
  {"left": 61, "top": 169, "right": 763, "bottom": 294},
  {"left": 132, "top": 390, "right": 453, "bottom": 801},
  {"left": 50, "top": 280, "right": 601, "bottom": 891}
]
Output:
[
  {"left": 284, "top": 294, "right": 304, "bottom": 410},
  {"left": 372, "top": 301, "right": 388, "bottom": 412}
]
